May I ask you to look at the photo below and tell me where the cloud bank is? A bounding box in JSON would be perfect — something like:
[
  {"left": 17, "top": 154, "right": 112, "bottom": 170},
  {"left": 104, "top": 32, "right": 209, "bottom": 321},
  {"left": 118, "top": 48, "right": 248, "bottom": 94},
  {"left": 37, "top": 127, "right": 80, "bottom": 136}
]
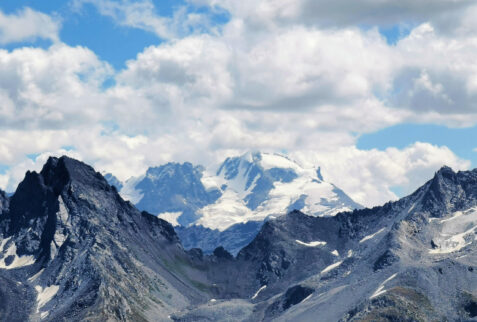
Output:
[{"left": 0, "top": 1, "right": 476, "bottom": 206}]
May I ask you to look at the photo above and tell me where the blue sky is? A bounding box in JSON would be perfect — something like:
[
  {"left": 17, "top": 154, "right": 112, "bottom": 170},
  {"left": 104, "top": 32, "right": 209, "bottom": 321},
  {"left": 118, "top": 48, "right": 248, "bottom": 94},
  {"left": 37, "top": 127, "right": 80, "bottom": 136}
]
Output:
[
  {"left": 0, "top": 0, "right": 477, "bottom": 206},
  {"left": 358, "top": 124, "right": 477, "bottom": 168},
  {"left": 1, "top": 0, "right": 229, "bottom": 69}
]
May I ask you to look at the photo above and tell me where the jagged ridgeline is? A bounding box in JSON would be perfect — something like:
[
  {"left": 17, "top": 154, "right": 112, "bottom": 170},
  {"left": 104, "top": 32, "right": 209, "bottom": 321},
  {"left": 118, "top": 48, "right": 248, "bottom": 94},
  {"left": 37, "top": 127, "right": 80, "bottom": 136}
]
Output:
[{"left": 0, "top": 156, "right": 477, "bottom": 321}]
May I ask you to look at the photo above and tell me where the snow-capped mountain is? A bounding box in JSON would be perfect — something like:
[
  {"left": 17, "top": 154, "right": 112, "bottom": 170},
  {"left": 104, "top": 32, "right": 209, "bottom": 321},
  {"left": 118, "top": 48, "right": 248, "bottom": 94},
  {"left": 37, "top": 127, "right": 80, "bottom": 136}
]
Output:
[
  {"left": 197, "top": 152, "right": 360, "bottom": 230},
  {"left": 112, "top": 152, "right": 361, "bottom": 253}
]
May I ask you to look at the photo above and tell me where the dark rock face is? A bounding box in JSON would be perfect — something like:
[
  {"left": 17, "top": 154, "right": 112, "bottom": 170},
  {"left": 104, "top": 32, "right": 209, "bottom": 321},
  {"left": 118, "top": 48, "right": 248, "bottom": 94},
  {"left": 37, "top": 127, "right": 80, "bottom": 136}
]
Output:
[
  {"left": 282, "top": 285, "right": 314, "bottom": 310},
  {"left": 135, "top": 162, "right": 221, "bottom": 225},
  {"left": 0, "top": 190, "right": 8, "bottom": 215},
  {"left": 213, "top": 246, "right": 234, "bottom": 260},
  {"left": 465, "top": 301, "right": 477, "bottom": 318},
  {"left": 264, "top": 285, "right": 314, "bottom": 319},
  {"left": 235, "top": 211, "right": 342, "bottom": 286}
]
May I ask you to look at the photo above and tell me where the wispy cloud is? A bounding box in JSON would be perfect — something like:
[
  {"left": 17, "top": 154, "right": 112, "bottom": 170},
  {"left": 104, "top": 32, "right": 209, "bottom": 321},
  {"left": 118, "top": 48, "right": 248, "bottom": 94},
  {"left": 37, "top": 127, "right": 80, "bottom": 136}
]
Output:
[{"left": 72, "top": 0, "right": 223, "bottom": 39}]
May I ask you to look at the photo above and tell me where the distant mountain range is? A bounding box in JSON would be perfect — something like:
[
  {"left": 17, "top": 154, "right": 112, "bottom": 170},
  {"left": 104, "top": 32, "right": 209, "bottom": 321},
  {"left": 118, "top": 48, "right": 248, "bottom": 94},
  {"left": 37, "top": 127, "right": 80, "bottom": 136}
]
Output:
[
  {"left": 1, "top": 156, "right": 476, "bottom": 321},
  {"left": 107, "top": 152, "right": 361, "bottom": 254}
]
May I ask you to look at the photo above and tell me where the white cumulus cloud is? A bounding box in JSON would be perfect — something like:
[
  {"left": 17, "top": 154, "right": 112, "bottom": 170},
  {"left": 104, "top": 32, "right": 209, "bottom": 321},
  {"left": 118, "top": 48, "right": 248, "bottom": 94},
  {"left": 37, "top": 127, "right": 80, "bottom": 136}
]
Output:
[
  {"left": 0, "top": 0, "right": 476, "bottom": 208},
  {"left": 0, "top": 8, "right": 60, "bottom": 44},
  {"left": 292, "top": 143, "right": 471, "bottom": 207}
]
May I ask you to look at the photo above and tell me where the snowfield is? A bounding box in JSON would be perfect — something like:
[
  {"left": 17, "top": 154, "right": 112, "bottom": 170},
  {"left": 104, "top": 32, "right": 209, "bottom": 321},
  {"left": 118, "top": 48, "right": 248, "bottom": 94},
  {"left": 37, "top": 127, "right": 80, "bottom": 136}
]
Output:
[
  {"left": 429, "top": 208, "right": 477, "bottom": 254},
  {"left": 195, "top": 152, "right": 358, "bottom": 230}
]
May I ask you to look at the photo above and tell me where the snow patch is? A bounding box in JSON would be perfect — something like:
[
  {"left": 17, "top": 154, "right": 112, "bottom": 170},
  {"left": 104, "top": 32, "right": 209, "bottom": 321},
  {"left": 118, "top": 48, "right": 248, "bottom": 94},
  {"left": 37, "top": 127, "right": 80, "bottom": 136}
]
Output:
[
  {"left": 331, "top": 250, "right": 339, "bottom": 256},
  {"left": 295, "top": 240, "right": 326, "bottom": 247},
  {"left": 429, "top": 208, "right": 477, "bottom": 254},
  {"left": 251, "top": 285, "right": 267, "bottom": 300},
  {"left": 200, "top": 170, "right": 222, "bottom": 191},
  {"left": 35, "top": 285, "right": 59, "bottom": 311},
  {"left": 223, "top": 157, "right": 257, "bottom": 199},
  {"left": 359, "top": 228, "right": 385, "bottom": 243},
  {"left": 260, "top": 153, "right": 301, "bottom": 171},
  {"left": 0, "top": 241, "right": 35, "bottom": 269},
  {"left": 408, "top": 202, "right": 417, "bottom": 213},
  {"left": 28, "top": 268, "right": 45, "bottom": 282},
  {"left": 157, "top": 212, "right": 182, "bottom": 226},
  {"left": 439, "top": 210, "right": 465, "bottom": 224},
  {"left": 301, "top": 293, "right": 313, "bottom": 303},
  {"left": 321, "top": 260, "right": 343, "bottom": 274},
  {"left": 53, "top": 230, "right": 67, "bottom": 247},
  {"left": 370, "top": 273, "right": 397, "bottom": 299}
]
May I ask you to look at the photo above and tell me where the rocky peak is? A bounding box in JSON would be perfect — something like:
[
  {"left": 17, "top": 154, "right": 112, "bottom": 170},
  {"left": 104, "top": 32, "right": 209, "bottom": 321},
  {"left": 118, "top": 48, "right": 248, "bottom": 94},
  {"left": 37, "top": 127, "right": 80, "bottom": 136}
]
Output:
[
  {"left": 420, "top": 166, "right": 477, "bottom": 217},
  {"left": 135, "top": 162, "right": 221, "bottom": 225},
  {"left": 0, "top": 156, "right": 121, "bottom": 260},
  {"left": 0, "top": 156, "right": 209, "bottom": 321},
  {"left": 40, "top": 156, "right": 110, "bottom": 194}
]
